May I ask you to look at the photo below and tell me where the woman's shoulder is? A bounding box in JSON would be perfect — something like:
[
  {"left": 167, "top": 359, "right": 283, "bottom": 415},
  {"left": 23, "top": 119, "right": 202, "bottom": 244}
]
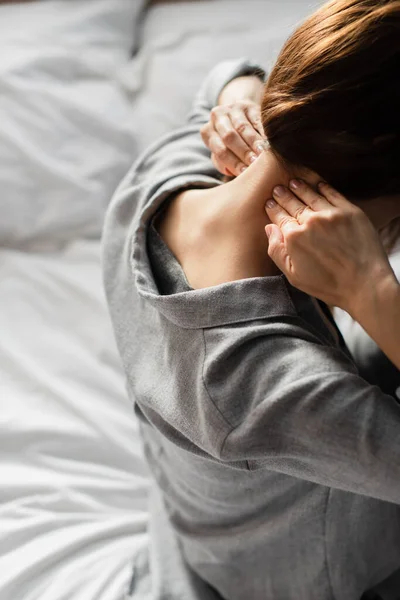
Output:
[{"left": 158, "top": 182, "right": 279, "bottom": 290}]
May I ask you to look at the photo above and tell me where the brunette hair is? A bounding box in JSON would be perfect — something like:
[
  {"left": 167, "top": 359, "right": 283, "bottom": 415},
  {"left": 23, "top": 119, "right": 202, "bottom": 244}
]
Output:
[{"left": 261, "top": 0, "right": 400, "bottom": 202}]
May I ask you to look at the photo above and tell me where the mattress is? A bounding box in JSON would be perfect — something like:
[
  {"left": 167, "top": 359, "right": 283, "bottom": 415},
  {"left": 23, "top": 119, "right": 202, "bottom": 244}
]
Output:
[
  {"left": 0, "top": 2, "right": 150, "bottom": 599},
  {"left": 0, "top": 241, "right": 150, "bottom": 600}
]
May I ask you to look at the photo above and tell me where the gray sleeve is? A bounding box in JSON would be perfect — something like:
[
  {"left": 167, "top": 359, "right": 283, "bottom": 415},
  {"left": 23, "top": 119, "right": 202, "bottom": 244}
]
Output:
[
  {"left": 188, "top": 59, "right": 266, "bottom": 125},
  {"left": 213, "top": 332, "right": 400, "bottom": 504},
  {"left": 108, "top": 59, "right": 266, "bottom": 221}
]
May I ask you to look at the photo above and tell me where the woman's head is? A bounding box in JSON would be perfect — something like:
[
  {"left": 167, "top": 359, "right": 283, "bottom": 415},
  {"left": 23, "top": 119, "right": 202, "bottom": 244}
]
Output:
[{"left": 261, "top": 0, "right": 400, "bottom": 203}]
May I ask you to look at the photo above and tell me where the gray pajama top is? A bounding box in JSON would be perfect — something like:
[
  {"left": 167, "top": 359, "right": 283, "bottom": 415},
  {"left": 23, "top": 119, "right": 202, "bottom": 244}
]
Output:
[{"left": 103, "top": 60, "right": 400, "bottom": 600}]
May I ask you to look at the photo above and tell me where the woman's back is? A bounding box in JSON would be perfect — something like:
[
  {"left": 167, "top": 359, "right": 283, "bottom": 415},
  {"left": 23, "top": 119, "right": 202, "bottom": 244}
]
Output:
[{"left": 132, "top": 216, "right": 400, "bottom": 600}]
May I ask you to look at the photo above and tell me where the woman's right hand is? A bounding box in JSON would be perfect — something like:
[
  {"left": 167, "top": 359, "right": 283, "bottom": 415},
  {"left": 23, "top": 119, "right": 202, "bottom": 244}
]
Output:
[{"left": 200, "top": 76, "right": 266, "bottom": 177}]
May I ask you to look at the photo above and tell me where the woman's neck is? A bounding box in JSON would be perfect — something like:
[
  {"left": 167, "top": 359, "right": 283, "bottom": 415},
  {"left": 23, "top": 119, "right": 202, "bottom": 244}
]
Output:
[
  {"left": 225, "top": 149, "right": 291, "bottom": 219},
  {"left": 159, "top": 150, "right": 291, "bottom": 289},
  {"left": 196, "top": 150, "right": 291, "bottom": 281}
]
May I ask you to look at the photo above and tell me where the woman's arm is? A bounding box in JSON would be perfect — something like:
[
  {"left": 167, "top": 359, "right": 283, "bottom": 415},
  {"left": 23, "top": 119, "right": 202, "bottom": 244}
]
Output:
[
  {"left": 360, "top": 277, "right": 400, "bottom": 371},
  {"left": 156, "top": 70, "right": 269, "bottom": 284},
  {"left": 264, "top": 181, "right": 400, "bottom": 370},
  {"left": 104, "top": 60, "right": 267, "bottom": 308}
]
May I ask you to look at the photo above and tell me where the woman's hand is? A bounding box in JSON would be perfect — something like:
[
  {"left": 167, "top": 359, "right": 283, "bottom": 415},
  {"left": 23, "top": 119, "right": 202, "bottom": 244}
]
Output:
[
  {"left": 264, "top": 180, "right": 396, "bottom": 317},
  {"left": 201, "top": 76, "right": 266, "bottom": 177},
  {"left": 264, "top": 179, "right": 400, "bottom": 371}
]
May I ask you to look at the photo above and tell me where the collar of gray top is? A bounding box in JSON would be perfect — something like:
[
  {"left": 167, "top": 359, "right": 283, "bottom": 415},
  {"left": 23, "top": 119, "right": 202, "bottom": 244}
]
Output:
[
  {"left": 136, "top": 270, "right": 296, "bottom": 329},
  {"left": 132, "top": 176, "right": 298, "bottom": 329}
]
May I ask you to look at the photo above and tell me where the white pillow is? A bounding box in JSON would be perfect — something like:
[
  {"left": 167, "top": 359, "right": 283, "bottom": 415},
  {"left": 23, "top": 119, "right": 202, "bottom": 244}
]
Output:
[
  {"left": 0, "top": 0, "right": 145, "bottom": 248},
  {"left": 123, "top": 0, "right": 322, "bottom": 152}
]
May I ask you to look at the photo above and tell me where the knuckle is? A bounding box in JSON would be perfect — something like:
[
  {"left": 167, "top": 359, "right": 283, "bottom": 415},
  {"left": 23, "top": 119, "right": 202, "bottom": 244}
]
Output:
[
  {"left": 247, "top": 132, "right": 258, "bottom": 144},
  {"left": 325, "top": 184, "right": 340, "bottom": 197},
  {"left": 324, "top": 211, "right": 341, "bottom": 226},
  {"left": 209, "top": 136, "right": 222, "bottom": 154},
  {"left": 215, "top": 146, "right": 229, "bottom": 161},
  {"left": 307, "top": 212, "right": 324, "bottom": 226},
  {"left": 236, "top": 122, "right": 248, "bottom": 136},
  {"left": 349, "top": 205, "right": 364, "bottom": 219},
  {"left": 306, "top": 194, "right": 319, "bottom": 209},
  {"left": 246, "top": 135, "right": 258, "bottom": 150},
  {"left": 221, "top": 129, "right": 236, "bottom": 144},
  {"left": 280, "top": 216, "right": 294, "bottom": 228},
  {"left": 294, "top": 206, "right": 306, "bottom": 220},
  {"left": 240, "top": 100, "right": 252, "bottom": 110}
]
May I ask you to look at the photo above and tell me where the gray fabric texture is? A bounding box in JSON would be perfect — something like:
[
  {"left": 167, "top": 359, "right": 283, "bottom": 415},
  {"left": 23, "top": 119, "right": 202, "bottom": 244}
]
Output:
[{"left": 103, "top": 60, "right": 400, "bottom": 600}]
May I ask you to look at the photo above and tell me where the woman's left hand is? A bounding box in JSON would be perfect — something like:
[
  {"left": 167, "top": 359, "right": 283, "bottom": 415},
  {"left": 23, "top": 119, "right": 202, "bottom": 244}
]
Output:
[
  {"left": 264, "top": 180, "right": 394, "bottom": 316},
  {"left": 264, "top": 179, "right": 400, "bottom": 372}
]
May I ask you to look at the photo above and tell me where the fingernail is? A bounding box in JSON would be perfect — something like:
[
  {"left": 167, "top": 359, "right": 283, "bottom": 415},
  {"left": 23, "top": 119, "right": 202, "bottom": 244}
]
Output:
[
  {"left": 240, "top": 165, "right": 247, "bottom": 173},
  {"left": 249, "top": 153, "right": 257, "bottom": 163},
  {"left": 273, "top": 185, "right": 285, "bottom": 197},
  {"left": 266, "top": 199, "right": 277, "bottom": 209},
  {"left": 265, "top": 227, "right": 271, "bottom": 240},
  {"left": 289, "top": 179, "right": 301, "bottom": 190},
  {"left": 255, "top": 143, "right": 264, "bottom": 155}
]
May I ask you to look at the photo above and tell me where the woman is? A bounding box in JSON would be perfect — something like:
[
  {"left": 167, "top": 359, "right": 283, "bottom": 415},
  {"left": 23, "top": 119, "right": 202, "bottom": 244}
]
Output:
[{"left": 103, "top": 1, "right": 400, "bottom": 599}]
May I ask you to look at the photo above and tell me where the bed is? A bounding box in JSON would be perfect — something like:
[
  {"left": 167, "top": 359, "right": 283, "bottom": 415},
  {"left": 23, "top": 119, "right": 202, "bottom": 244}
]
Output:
[
  {"left": 0, "top": 3, "right": 150, "bottom": 599},
  {"left": 1, "top": 1, "right": 397, "bottom": 599}
]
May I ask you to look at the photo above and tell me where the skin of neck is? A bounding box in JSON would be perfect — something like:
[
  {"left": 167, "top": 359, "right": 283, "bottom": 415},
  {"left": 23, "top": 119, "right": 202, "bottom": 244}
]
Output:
[
  {"left": 204, "top": 149, "right": 298, "bottom": 278},
  {"left": 228, "top": 148, "right": 321, "bottom": 217},
  {"left": 178, "top": 150, "right": 297, "bottom": 283}
]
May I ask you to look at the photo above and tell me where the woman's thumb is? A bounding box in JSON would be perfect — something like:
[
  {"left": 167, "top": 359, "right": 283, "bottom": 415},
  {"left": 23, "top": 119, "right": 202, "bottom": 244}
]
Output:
[{"left": 265, "top": 224, "right": 286, "bottom": 269}]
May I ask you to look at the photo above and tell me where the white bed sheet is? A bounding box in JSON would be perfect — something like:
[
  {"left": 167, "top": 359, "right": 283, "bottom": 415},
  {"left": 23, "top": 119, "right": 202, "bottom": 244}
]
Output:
[
  {"left": 0, "top": 2, "right": 150, "bottom": 598},
  {"left": 0, "top": 241, "right": 149, "bottom": 600},
  {"left": 123, "top": 0, "right": 322, "bottom": 152},
  {"left": 0, "top": 0, "right": 144, "bottom": 248}
]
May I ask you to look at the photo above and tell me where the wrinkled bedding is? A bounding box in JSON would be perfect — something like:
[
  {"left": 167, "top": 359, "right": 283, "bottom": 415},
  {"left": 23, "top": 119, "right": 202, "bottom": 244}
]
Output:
[
  {"left": 0, "top": 2, "right": 149, "bottom": 600},
  {"left": 124, "top": 0, "right": 321, "bottom": 150},
  {"left": 0, "top": 0, "right": 142, "bottom": 247},
  {"left": 0, "top": 241, "right": 149, "bottom": 600}
]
